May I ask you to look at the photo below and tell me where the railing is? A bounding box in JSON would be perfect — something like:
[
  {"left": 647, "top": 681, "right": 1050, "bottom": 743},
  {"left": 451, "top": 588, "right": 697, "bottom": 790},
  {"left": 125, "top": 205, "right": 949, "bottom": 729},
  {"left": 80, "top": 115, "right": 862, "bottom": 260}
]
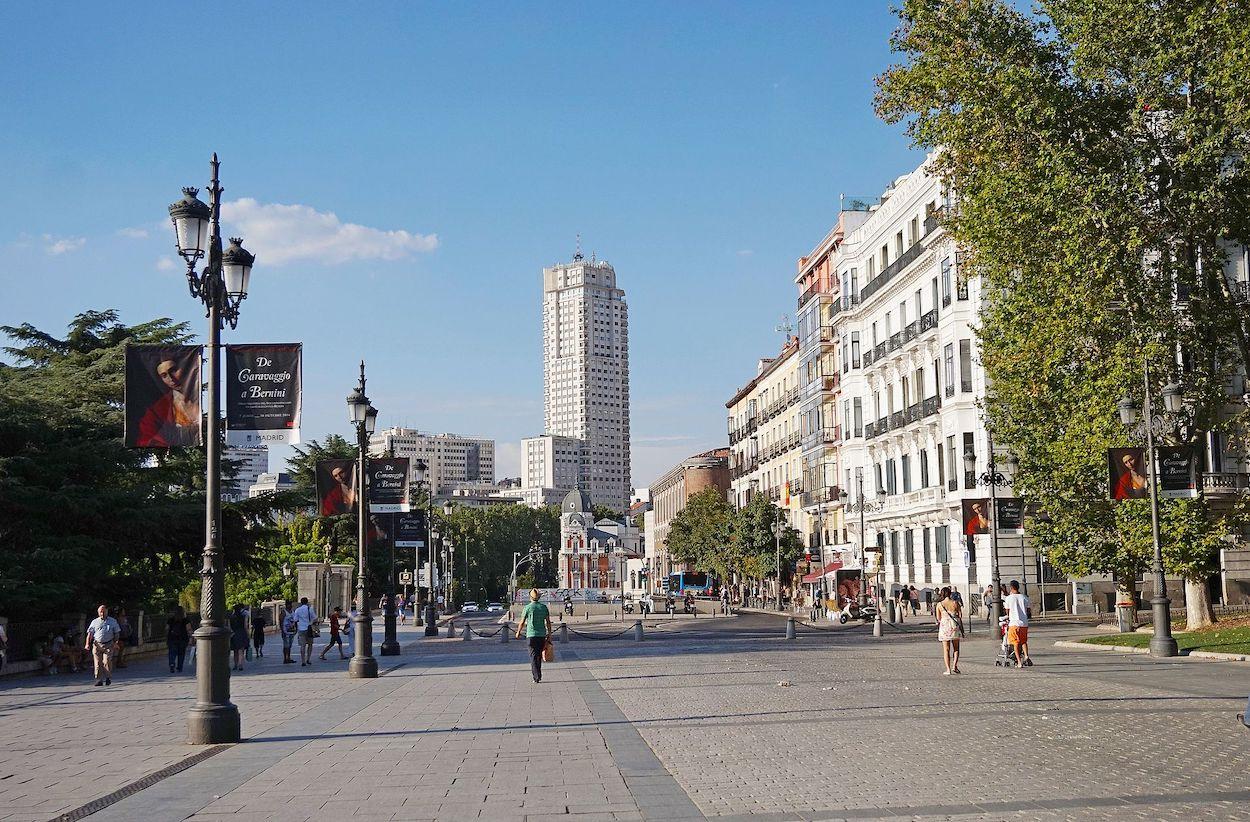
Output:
[
  {"left": 903, "top": 321, "right": 919, "bottom": 342},
  {"left": 922, "top": 395, "right": 941, "bottom": 417},
  {"left": 861, "top": 348, "right": 876, "bottom": 367},
  {"left": 945, "top": 384, "right": 955, "bottom": 398},
  {"left": 888, "top": 332, "right": 903, "bottom": 352},
  {"left": 798, "top": 283, "right": 821, "bottom": 310},
  {"left": 948, "top": 478, "right": 959, "bottom": 492},
  {"left": 924, "top": 211, "right": 943, "bottom": 236},
  {"left": 859, "top": 240, "right": 926, "bottom": 302},
  {"left": 819, "top": 325, "right": 835, "bottom": 343},
  {"left": 961, "top": 378, "right": 974, "bottom": 393},
  {"left": 889, "top": 411, "right": 905, "bottom": 430},
  {"left": 1201, "top": 472, "right": 1250, "bottom": 495},
  {"left": 964, "top": 470, "right": 977, "bottom": 489},
  {"left": 864, "top": 421, "right": 877, "bottom": 439},
  {"left": 919, "top": 308, "right": 938, "bottom": 332},
  {"left": 873, "top": 343, "right": 887, "bottom": 361},
  {"left": 820, "top": 426, "right": 841, "bottom": 444},
  {"left": 942, "top": 294, "right": 952, "bottom": 308}
]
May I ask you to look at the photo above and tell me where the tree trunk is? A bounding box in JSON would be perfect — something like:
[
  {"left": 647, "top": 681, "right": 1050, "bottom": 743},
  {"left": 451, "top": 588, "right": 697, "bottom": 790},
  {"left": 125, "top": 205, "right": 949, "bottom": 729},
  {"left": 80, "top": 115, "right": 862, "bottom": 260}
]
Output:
[{"left": 1184, "top": 578, "right": 1216, "bottom": 629}]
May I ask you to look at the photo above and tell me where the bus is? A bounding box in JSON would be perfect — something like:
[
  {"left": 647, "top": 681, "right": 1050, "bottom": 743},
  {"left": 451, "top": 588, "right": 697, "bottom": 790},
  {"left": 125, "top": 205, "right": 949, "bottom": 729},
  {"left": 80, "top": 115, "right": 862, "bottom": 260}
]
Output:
[{"left": 666, "top": 572, "right": 712, "bottom": 595}]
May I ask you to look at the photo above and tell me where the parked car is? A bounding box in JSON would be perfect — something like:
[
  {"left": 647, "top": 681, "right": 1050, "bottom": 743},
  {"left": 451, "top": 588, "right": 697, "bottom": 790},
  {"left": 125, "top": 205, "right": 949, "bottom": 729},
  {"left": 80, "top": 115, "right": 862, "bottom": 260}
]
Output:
[
  {"left": 462, "top": 601, "right": 479, "bottom": 613},
  {"left": 486, "top": 602, "right": 503, "bottom": 613}
]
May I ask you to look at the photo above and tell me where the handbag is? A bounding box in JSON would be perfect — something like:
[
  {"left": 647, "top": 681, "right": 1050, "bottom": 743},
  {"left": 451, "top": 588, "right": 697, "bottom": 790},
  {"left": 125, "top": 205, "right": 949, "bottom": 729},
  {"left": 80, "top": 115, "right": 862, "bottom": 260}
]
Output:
[
  {"left": 939, "top": 604, "right": 966, "bottom": 638},
  {"left": 308, "top": 621, "right": 321, "bottom": 638},
  {"left": 542, "top": 637, "right": 555, "bottom": 662}
]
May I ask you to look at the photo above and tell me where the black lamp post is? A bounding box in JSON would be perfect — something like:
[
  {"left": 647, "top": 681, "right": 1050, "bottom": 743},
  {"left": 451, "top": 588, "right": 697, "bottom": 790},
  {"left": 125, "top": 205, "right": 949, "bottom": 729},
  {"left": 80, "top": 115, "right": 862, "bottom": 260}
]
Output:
[
  {"left": 964, "top": 431, "right": 1017, "bottom": 629},
  {"left": 420, "top": 460, "right": 440, "bottom": 635},
  {"left": 770, "top": 511, "right": 787, "bottom": 611},
  {"left": 380, "top": 508, "right": 400, "bottom": 655},
  {"left": 1118, "top": 367, "right": 1182, "bottom": 658},
  {"left": 346, "top": 363, "right": 379, "bottom": 678},
  {"left": 441, "top": 499, "right": 454, "bottom": 606},
  {"left": 840, "top": 469, "right": 885, "bottom": 637},
  {"left": 168, "top": 154, "right": 254, "bottom": 745}
]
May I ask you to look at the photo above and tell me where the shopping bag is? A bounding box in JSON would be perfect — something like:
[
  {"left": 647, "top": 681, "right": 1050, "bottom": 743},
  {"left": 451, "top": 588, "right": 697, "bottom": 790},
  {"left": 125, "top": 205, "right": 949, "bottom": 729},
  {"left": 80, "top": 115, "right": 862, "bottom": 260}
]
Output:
[{"left": 542, "top": 638, "right": 555, "bottom": 662}]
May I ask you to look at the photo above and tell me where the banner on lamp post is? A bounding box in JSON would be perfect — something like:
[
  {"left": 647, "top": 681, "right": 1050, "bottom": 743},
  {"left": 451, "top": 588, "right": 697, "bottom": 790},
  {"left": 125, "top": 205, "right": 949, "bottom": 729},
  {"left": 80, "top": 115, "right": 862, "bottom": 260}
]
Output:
[
  {"left": 1107, "top": 447, "right": 1148, "bottom": 500},
  {"left": 316, "top": 459, "right": 357, "bottom": 517},
  {"left": 1157, "top": 446, "right": 1197, "bottom": 499},
  {"left": 368, "top": 457, "right": 411, "bottom": 512},
  {"left": 395, "top": 511, "right": 427, "bottom": 548},
  {"left": 961, "top": 498, "right": 991, "bottom": 537},
  {"left": 225, "top": 344, "right": 302, "bottom": 446},
  {"left": 124, "top": 344, "right": 203, "bottom": 448},
  {"left": 995, "top": 497, "right": 1025, "bottom": 534}
]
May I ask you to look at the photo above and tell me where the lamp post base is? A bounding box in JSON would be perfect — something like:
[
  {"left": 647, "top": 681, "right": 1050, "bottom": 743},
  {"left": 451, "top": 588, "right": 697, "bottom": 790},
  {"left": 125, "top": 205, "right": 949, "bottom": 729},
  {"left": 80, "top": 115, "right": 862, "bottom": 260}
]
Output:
[
  {"left": 1148, "top": 595, "right": 1179, "bottom": 658},
  {"left": 348, "top": 656, "right": 379, "bottom": 678},
  {"left": 424, "top": 605, "right": 439, "bottom": 636},
  {"left": 187, "top": 703, "right": 241, "bottom": 744},
  {"left": 381, "top": 608, "right": 400, "bottom": 655}
]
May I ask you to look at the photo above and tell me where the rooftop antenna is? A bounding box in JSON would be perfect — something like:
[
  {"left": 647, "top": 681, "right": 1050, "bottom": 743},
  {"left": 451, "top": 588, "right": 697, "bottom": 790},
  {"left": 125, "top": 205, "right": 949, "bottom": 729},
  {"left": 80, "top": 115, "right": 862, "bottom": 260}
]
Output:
[
  {"left": 573, "top": 233, "right": 583, "bottom": 261},
  {"left": 775, "top": 314, "right": 792, "bottom": 340}
]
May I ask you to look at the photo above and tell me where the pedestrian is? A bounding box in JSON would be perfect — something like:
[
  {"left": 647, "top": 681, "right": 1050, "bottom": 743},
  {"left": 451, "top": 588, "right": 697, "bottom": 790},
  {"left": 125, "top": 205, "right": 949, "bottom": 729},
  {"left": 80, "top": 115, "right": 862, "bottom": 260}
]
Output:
[
  {"left": 895, "top": 589, "right": 907, "bottom": 623},
  {"left": 0, "top": 621, "right": 7, "bottom": 675},
  {"left": 343, "top": 604, "right": 355, "bottom": 655},
  {"left": 934, "top": 586, "right": 964, "bottom": 675},
  {"left": 515, "top": 588, "right": 553, "bottom": 684},
  {"left": 924, "top": 589, "right": 933, "bottom": 613},
  {"left": 229, "top": 604, "right": 249, "bottom": 671},
  {"left": 1004, "top": 580, "right": 1033, "bottom": 668},
  {"left": 84, "top": 604, "right": 120, "bottom": 686},
  {"left": 319, "top": 606, "right": 349, "bottom": 660},
  {"left": 293, "top": 597, "right": 318, "bottom": 666},
  {"left": 251, "top": 607, "right": 266, "bottom": 658},
  {"left": 114, "top": 609, "right": 133, "bottom": 668},
  {"left": 720, "top": 586, "right": 730, "bottom": 616},
  {"left": 280, "top": 601, "right": 297, "bottom": 664},
  {"left": 167, "top": 606, "right": 191, "bottom": 673},
  {"left": 909, "top": 585, "right": 920, "bottom": 616},
  {"left": 984, "top": 583, "right": 996, "bottom": 626},
  {"left": 397, "top": 593, "right": 407, "bottom": 625}
]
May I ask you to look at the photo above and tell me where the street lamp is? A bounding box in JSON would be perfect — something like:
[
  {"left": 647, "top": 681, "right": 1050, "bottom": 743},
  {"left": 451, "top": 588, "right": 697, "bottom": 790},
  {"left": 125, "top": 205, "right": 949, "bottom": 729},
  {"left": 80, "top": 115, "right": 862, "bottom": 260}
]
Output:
[
  {"left": 964, "top": 430, "right": 1016, "bottom": 629},
  {"left": 442, "top": 501, "right": 454, "bottom": 607},
  {"left": 1118, "top": 365, "right": 1182, "bottom": 658},
  {"left": 345, "top": 363, "right": 378, "bottom": 679},
  {"left": 840, "top": 469, "right": 885, "bottom": 637},
  {"left": 379, "top": 508, "right": 401, "bottom": 656},
  {"left": 770, "top": 511, "right": 787, "bottom": 611},
  {"left": 281, "top": 562, "right": 291, "bottom": 579},
  {"left": 168, "top": 154, "right": 255, "bottom": 745}
]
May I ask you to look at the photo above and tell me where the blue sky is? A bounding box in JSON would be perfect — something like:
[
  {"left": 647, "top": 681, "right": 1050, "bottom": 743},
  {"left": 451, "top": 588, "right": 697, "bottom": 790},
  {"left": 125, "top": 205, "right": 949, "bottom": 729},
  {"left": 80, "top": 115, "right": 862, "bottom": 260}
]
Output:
[{"left": 0, "top": 3, "right": 923, "bottom": 489}]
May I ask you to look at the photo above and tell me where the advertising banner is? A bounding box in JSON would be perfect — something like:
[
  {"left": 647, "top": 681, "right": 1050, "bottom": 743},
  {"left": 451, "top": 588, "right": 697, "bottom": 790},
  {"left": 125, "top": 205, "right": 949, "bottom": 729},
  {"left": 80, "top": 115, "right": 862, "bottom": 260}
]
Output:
[
  {"left": 316, "top": 459, "right": 357, "bottom": 517},
  {"left": 124, "top": 344, "right": 203, "bottom": 448},
  {"left": 1157, "top": 446, "right": 1197, "bottom": 499},
  {"left": 1108, "top": 447, "right": 1148, "bottom": 499},
  {"left": 395, "top": 511, "right": 427, "bottom": 548},
  {"left": 961, "top": 498, "right": 991, "bottom": 536},
  {"left": 368, "top": 457, "right": 410, "bottom": 512},
  {"left": 995, "top": 497, "right": 1025, "bottom": 534},
  {"left": 225, "top": 344, "right": 302, "bottom": 446}
]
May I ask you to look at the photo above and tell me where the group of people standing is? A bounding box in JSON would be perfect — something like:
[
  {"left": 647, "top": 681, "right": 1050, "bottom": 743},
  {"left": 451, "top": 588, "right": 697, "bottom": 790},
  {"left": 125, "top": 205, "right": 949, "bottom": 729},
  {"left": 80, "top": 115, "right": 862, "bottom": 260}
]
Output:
[{"left": 932, "top": 580, "right": 1033, "bottom": 675}]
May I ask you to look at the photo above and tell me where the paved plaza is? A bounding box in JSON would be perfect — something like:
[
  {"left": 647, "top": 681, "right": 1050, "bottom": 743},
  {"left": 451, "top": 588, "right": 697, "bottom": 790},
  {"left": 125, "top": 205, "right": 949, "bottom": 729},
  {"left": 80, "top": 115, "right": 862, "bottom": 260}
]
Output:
[{"left": 1, "top": 614, "right": 1248, "bottom": 821}]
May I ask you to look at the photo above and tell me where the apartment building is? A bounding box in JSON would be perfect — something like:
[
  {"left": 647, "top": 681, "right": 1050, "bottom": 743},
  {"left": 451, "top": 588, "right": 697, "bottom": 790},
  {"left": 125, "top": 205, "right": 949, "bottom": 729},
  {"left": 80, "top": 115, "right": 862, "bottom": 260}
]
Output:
[
  {"left": 368, "top": 428, "right": 495, "bottom": 498},
  {"left": 649, "top": 448, "right": 731, "bottom": 586}
]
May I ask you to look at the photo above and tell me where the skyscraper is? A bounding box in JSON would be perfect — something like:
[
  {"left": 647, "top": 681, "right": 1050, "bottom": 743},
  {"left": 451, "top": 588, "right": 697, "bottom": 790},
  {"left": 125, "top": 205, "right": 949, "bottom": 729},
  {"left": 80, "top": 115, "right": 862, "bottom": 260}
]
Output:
[{"left": 537, "top": 250, "right": 631, "bottom": 510}]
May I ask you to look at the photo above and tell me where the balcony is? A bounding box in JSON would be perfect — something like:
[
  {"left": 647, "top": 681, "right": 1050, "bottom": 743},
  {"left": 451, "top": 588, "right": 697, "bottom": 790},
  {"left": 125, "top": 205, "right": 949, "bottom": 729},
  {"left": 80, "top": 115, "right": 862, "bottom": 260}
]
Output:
[
  {"left": 945, "top": 383, "right": 955, "bottom": 399},
  {"left": 888, "top": 332, "right": 903, "bottom": 352},
  {"left": 819, "top": 325, "right": 835, "bottom": 343},
  {"left": 821, "top": 372, "right": 840, "bottom": 391},
  {"left": 820, "top": 426, "right": 841, "bottom": 444},
  {"left": 798, "top": 283, "right": 822, "bottom": 310},
  {"left": 903, "top": 321, "right": 919, "bottom": 342},
  {"left": 1201, "top": 472, "right": 1250, "bottom": 497},
  {"left": 919, "top": 308, "right": 939, "bottom": 332},
  {"left": 873, "top": 343, "right": 887, "bottom": 361},
  {"left": 923, "top": 213, "right": 941, "bottom": 236},
  {"left": 861, "top": 348, "right": 876, "bottom": 367},
  {"left": 859, "top": 240, "right": 927, "bottom": 303}
]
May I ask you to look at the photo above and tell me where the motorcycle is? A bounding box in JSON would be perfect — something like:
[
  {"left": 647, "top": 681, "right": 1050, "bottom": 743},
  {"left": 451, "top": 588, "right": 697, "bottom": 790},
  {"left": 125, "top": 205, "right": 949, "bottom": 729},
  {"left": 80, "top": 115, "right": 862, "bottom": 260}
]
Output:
[
  {"left": 682, "top": 598, "right": 696, "bottom": 615},
  {"left": 563, "top": 600, "right": 574, "bottom": 616},
  {"left": 837, "top": 599, "right": 878, "bottom": 624},
  {"left": 622, "top": 598, "right": 635, "bottom": 614},
  {"left": 665, "top": 598, "right": 676, "bottom": 616}
]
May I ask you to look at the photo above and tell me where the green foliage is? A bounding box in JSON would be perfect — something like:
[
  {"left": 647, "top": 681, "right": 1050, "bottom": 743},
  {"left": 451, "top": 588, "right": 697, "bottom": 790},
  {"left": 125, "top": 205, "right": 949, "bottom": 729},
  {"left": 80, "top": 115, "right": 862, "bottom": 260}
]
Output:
[
  {"left": 436, "top": 503, "right": 559, "bottom": 602},
  {"left": 875, "top": 0, "right": 1250, "bottom": 584},
  {"left": 665, "top": 490, "right": 803, "bottom": 583}
]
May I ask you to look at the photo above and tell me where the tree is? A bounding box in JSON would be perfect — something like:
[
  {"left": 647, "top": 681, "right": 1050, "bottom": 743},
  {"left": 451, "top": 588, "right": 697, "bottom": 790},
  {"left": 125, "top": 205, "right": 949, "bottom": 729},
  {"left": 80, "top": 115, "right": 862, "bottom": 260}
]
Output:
[
  {"left": 876, "top": 0, "right": 1250, "bottom": 627},
  {"left": 287, "top": 434, "right": 357, "bottom": 502},
  {"left": 733, "top": 494, "right": 803, "bottom": 588},
  {"left": 666, "top": 488, "right": 736, "bottom": 581}
]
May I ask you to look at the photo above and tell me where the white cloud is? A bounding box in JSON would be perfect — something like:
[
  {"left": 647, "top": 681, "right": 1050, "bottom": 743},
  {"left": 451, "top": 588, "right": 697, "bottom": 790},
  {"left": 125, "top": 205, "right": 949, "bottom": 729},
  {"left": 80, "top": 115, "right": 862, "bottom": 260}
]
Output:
[
  {"left": 221, "top": 198, "right": 438, "bottom": 266},
  {"left": 118, "top": 227, "right": 150, "bottom": 239},
  {"left": 156, "top": 257, "right": 176, "bottom": 271},
  {"left": 43, "top": 234, "right": 85, "bottom": 255},
  {"left": 737, "top": 249, "right": 754, "bottom": 257}
]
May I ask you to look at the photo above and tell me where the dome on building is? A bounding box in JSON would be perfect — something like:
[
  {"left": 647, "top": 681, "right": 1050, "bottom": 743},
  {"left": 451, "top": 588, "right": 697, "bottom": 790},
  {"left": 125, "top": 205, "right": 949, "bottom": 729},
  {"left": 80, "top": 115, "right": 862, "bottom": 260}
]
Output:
[{"left": 562, "top": 488, "right": 592, "bottom": 514}]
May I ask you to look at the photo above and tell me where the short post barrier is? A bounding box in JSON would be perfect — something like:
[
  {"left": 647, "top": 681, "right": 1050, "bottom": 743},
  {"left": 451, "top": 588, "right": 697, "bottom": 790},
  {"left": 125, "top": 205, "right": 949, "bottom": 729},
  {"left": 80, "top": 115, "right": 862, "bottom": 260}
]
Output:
[
  {"left": 560, "top": 623, "right": 569, "bottom": 644},
  {"left": 446, "top": 620, "right": 456, "bottom": 639},
  {"left": 785, "top": 617, "right": 796, "bottom": 640},
  {"left": 634, "top": 620, "right": 644, "bottom": 641},
  {"left": 463, "top": 622, "right": 472, "bottom": 641}
]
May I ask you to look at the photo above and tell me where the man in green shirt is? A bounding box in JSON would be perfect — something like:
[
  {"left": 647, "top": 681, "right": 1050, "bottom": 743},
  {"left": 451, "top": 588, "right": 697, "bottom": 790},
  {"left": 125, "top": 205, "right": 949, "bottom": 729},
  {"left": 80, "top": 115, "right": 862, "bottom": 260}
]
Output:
[{"left": 515, "top": 589, "right": 553, "bottom": 683}]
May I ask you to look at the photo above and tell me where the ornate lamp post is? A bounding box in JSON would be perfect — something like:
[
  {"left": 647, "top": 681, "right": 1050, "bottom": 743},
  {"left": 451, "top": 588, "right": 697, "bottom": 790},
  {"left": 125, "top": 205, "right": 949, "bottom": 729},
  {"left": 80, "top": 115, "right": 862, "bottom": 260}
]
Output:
[
  {"left": 770, "top": 510, "right": 788, "bottom": 611},
  {"left": 346, "top": 364, "right": 379, "bottom": 678},
  {"left": 168, "top": 154, "right": 254, "bottom": 745},
  {"left": 1118, "top": 370, "right": 1183, "bottom": 658},
  {"left": 964, "top": 431, "right": 1017, "bottom": 629},
  {"left": 840, "top": 469, "right": 885, "bottom": 637},
  {"left": 442, "top": 499, "right": 454, "bottom": 606}
]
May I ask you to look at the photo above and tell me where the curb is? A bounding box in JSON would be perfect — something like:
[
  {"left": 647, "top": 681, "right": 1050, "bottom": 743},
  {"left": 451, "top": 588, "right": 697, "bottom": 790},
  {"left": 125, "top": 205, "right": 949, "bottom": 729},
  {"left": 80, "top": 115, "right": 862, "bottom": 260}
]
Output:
[{"left": 1054, "top": 639, "right": 1250, "bottom": 663}]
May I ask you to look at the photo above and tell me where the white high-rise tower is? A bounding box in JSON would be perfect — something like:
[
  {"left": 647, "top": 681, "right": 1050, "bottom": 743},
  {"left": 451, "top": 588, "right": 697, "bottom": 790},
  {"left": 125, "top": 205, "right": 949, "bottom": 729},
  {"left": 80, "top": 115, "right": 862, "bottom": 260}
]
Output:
[{"left": 539, "top": 250, "right": 631, "bottom": 510}]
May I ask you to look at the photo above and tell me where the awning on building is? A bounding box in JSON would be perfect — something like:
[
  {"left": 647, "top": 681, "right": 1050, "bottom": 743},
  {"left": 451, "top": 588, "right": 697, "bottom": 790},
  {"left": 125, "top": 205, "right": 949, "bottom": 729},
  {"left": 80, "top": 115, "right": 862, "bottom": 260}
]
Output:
[{"left": 801, "top": 560, "right": 844, "bottom": 584}]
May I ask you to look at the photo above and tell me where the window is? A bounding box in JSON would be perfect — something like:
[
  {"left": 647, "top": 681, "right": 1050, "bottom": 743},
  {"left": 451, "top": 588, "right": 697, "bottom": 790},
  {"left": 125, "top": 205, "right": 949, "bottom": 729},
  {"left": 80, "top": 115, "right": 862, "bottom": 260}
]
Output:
[
  {"left": 853, "top": 398, "right": 863, "bottom": 437},
  {"left": 910, "top": 217, "right": 919, "bottom": 246},
  {"left": 946, "top": 436, "right": 956, "bottom": 488},
  {"left": 915, "top": 289, "right": 922, "bottom": 319},
  {"left": 923, "top": 528, "right": 932, "bottom": 566},
  {"left": 963, "top": 432, "right": 975, "bottom": 488},
  {"left": 851, "top": 332, "right": 861, "bottom": 368},
  {"left": 904, "top": 529, "right": 914, "bottom": 565},
  {"left": 895, "top": 230, "right": 904, "bottom": 257},
  {"left": 931, "top": 278, "right": 939, "bottom": 313},
  {"left": 850, "top": 268, "right": 859, "bottom": 301},
  {"left": 936, "top": 525, "right": 950, "bottom": 564},
  {"left": 872, "top": 322, "right": 878, "bottom": 347},
  {"left": 885, "top": 459, "right": 898, "bottom": 495},
  {"left": 920, "top": 449, "right": 930, "bottom": 487},
  {"left": 944, "top": 344, "right": 955, "bottom": 395},
  {"left": 890, "top": 532, "right": 900, "bottom": 565},
  {"left": 941, "top": 256, "right": 952, "bottom": 304},
  {"left": 841, "top": 335, "right": 849, "bottom": 372},
  {"left": 915, "top": 366, "right": 925, "bottom": 399},
  {"left": 874, "top": 463, "right": 884, "bottom": 495},
  {"left": 959, "top": 339, "right": 974, "bottom": 392},
  {"left": 901, "top": 454, "right": 912, "bottom": 492},
  {"left": 902, "top": 375, "right": 911, "bottom": 408}
]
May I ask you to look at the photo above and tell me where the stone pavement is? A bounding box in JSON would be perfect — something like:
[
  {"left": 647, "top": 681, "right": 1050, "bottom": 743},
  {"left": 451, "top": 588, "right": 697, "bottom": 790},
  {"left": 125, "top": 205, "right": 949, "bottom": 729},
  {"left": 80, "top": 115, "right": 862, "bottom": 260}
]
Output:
[{"left": 1, "top": 614, "right": 1248, "bottom": 821}]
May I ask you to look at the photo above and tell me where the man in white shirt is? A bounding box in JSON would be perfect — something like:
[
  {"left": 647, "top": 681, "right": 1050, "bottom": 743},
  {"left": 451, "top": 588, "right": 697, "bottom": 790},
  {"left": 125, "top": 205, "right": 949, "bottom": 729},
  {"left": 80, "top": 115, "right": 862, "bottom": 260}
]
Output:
[
  {"left": 84, "top": 604, "right": 121, "bottom": 686},
  {"left": 1003, "top": 580, "right": 1032, "bottom": 668},
  {"left": 292, "top": 597, "right": 318, "bottom": 666}
]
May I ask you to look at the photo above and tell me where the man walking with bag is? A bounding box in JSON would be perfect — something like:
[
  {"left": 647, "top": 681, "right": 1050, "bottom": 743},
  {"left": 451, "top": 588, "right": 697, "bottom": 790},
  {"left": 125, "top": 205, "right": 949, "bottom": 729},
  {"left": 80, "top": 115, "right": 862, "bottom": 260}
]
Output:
[
  {"left": 280, "top": 601, "right": 297, "bottom": 664},
  {"left": 515, "top": 589, "right": 553, "bottom": 684},
  {"left": 293, "top": 597, "right": 318, "bottom": 667}
]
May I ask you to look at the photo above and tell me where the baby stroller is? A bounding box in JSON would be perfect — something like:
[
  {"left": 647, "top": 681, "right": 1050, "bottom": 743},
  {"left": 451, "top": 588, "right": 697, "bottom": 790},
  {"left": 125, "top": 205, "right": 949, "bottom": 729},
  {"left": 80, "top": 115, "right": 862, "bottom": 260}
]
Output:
[{"left": 994, "top": 616, "right": 1019, "bottom": 667}]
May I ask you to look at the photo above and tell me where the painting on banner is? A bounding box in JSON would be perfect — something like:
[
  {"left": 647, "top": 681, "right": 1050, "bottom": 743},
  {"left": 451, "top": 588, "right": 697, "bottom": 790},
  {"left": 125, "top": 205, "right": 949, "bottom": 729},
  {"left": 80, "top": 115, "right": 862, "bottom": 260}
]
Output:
[
  {"left": 225, "top": 343, "right": 302, "bottom": 446},
  {"left": 124, "top": 344, "right": 203, "bottom": 448},
  {"left": 316, "top": 459, "right": 357, "bottom": 517},
  {"left": 1107, "top": 447, "right": 1148, "bottom": 499}
]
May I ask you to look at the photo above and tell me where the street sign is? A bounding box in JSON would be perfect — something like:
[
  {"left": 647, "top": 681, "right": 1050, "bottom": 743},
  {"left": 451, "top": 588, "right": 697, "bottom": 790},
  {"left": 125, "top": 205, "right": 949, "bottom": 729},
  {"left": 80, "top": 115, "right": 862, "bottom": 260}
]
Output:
[{"left": 399, "top": 571, "right": 413, "bottom": 585}]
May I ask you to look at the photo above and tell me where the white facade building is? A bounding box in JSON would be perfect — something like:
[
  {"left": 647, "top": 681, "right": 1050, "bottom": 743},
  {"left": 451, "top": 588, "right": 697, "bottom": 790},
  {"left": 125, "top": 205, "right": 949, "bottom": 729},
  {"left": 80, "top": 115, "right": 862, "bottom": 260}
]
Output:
[
  {"left": 248, "top": 471, "right": 295, "bottom": 498},
  {"left": 538, "top": 252, "right": 632, "bottom": 510},
  {"left": 223, "top": 445, "right": 268, "bottom": 502},
  {"left": 368, "top": 428, "right": 495, "bottom": 498}
]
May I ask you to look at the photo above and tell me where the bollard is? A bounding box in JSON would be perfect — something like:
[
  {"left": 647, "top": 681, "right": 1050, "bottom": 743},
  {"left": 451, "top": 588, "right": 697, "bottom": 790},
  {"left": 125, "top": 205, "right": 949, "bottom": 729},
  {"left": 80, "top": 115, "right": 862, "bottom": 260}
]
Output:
[
  {"left": 446, "top": 620, "right": 456, "bottom": 639},
  {"left": 785, "top": 617, "right": 796, "bottom": 640},
  {"left": 463, "top": 622, "right": 472, "bottom": 641},
  {"left": 500, "top": 623, "right": 510, "bottom": 643},
  {"left": 634, "top": 619, "right": 644, "bottom": 641},
  {"left": 560, "top": 623, "right": 569, "bottom": 644}
]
